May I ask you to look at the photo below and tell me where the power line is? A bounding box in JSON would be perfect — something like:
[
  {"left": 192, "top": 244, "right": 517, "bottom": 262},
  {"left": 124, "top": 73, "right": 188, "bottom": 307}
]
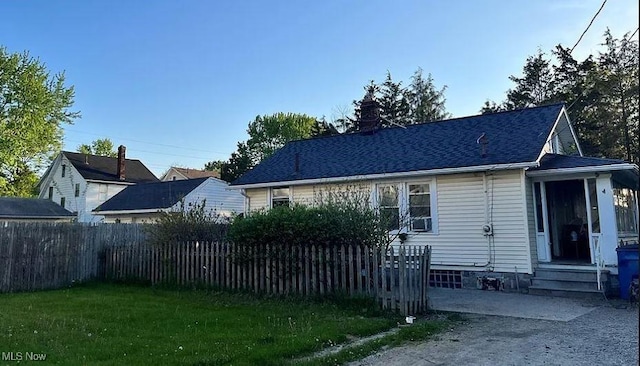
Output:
[
  {"left": 629, "top": 27, "right": 639, "bottom": 40},
  {"left": 64, "top": 138, "right": 215, "bottom": 161},
  {"left": 570, "top": 0, "right": 607, "bottom": 54},
  {"left": 64, "top": 128, "right": 232, "bottom": 156}
]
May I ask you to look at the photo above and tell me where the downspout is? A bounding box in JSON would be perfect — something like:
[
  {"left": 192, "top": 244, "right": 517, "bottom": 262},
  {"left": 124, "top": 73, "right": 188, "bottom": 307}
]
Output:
[{"left": 239, "top": 189, "right": 250, "bottom": 215}]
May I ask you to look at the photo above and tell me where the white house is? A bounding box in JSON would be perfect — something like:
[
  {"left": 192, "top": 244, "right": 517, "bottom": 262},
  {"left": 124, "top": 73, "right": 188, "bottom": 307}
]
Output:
[
  {"left": 37, "top": 146, "right": 159, "bottom": 222},
  {"left": 160, "top": 166, "right": 220, "bottom": 181},
  {"left": 93, "top": 177, "right": 245, "bottom": 223},
  {"left": 229, "top": 101, "right": 639, "bottom": 296}
]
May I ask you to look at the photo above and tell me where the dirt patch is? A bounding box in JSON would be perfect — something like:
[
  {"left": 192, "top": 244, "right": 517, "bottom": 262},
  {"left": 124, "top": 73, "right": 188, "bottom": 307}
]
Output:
[{"left": 350, "top": 304, "right": 639, "bottom": 366}]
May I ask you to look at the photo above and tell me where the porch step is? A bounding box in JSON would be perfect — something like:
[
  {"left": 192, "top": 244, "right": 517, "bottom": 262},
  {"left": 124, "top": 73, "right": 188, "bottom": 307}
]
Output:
[
  {"left": 534, "top": 268, "right": 609, "bottom": 282},
  {"left": 527, "top": 286, "right": 605, "bottom": 300},
  {"left": 529, "top": 267, "right": 609, "bottom": 299}
]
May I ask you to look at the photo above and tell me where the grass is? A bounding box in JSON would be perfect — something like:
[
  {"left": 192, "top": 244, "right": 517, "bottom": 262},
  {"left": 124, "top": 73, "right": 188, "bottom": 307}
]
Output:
[{"left": 0, "top": 283, "right": 407, "bottom": 365}]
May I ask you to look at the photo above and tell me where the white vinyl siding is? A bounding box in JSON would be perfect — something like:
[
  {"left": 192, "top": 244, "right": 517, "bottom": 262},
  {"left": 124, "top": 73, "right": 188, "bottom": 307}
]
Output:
[
  {"left": 246, "top": 189, "right": 268, "bottom": 212},
  {"left": 84, "top": 182, "right": 128, "bottom": 222},
  {"left": 241, "top": 170, "right": 532, "bottom": 274},
  {"left": 181, "top": 179, "right": 244, "bottom": 217},
  {"left": 525, "top": 177, "right": 538, "bottom": 268}
]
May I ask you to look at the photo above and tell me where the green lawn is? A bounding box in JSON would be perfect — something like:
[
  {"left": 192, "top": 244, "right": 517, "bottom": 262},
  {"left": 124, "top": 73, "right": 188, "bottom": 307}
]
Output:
[{"left": 0, "top": 284, "right": 402, "bottom": 365}]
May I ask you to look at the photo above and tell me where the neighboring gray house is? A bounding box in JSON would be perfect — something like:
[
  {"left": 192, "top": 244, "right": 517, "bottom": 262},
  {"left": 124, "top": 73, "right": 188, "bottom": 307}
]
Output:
[
  {"left": 230, "top": 102, "right": 639, "bottom": 295},
  {"left": 0, "top": 197, "right": 75, "bottom": 222}
]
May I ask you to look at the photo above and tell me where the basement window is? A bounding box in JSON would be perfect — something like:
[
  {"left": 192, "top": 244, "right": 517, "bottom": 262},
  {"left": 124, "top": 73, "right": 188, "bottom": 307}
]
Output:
[{"left": 271, "top": 187, "right": 290, "bottom": 208}]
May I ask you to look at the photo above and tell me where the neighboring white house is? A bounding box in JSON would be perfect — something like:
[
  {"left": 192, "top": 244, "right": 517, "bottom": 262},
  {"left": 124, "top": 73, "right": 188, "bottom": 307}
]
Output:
[
  {"left": 93, "top": 177, "right": 244, "bottom": 223},
  {"left": 37, "top": 146, "right": 159, "bottom": 222},
  {"left": 230, "top": 101, "right": 639, "bottom": 295},
  {"left": 160, "top": 167, "right": 220, "bottom": 181}
]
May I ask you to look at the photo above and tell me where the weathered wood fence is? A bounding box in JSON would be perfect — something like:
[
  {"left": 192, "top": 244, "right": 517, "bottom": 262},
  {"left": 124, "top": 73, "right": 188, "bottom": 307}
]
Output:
[
  {"left": 105, "top": 242, "right": 431, "bottom": 315},
  {"left": 1, "top": 222, "right": 432, "bottom": 315},
  {"left": 0, "top": 222, "right": 147, "bottom": 292}
]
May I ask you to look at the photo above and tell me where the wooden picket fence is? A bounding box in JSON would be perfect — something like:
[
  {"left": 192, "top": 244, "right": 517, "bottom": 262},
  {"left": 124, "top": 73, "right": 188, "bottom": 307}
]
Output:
[
  {"left": 105, "top": 242, "right": 431, "bottom": 315},
  {"left": 0, "top": 222, "right": 147, "bottom": 292}
]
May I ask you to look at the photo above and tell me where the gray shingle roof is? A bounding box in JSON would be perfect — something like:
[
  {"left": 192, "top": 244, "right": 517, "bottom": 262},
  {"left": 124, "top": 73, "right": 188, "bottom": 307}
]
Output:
[
  {"left": 0, "top": 198, "right": 74, "bottom": 219},
  {"left": 95, "top": 178, "right": 208, "bottom": 212},
  {"left": 63, "top": 152, "right": 159, "bottom": 183},
  {"left": 231, "top": 103, "right": 565, "bottom": 186}
]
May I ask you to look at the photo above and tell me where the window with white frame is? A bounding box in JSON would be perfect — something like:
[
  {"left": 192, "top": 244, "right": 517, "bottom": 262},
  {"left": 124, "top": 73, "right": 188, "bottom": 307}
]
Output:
[
  {"left": 271, "top": 187, "right": 290, "bottom": 208},
  {"left": 376, "top": 181, "right": 436, "bottom": 233},
  {"left": 613, "top": 186, "right": 638, "bottom": 235},
  {"left": 408, "top": 183, "right": 432, "bottom": 232},
  {"left": 377, "top": 184, "right": 400, "bottom": 231}
]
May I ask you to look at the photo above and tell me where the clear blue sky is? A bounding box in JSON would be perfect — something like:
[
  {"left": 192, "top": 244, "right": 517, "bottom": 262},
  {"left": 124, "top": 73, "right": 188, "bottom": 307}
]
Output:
[{"left": 2, "top": 0, "right": 638, "bottom": 176}]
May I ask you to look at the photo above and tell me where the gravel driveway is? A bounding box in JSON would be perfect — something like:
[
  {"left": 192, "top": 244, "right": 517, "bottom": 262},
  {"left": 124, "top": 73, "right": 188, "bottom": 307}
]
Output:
[{"left": 351, "top": 292, "right": 639, "bottom": 366}]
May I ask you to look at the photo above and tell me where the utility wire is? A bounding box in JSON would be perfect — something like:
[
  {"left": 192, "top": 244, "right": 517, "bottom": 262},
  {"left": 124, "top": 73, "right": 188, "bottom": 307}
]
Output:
[
  {"left": 570, "top": 0, "right": 607, "bottom": 54},
  {"left": 64, "top": 128, "right": 230, "bottom": 156},
  {"left": 628, "top": 27, "right": 639, "bottom": 40}
]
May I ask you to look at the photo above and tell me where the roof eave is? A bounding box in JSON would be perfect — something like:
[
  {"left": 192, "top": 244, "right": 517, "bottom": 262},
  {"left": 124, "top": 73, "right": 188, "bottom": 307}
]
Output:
[
  {"left": 230, "top": 161, "right": 538, "bottom": 189},
  {"left": 526, "top": 163, "right": 638, "bottom": 177},
  {"left": 93, "top": 208, "right": 167, "bottom": 215}
]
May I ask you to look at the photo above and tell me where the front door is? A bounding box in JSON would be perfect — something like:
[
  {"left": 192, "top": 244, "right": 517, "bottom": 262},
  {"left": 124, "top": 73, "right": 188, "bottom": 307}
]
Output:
[{"left": 545, "top": 180, "right": 591, "bottom": 263}]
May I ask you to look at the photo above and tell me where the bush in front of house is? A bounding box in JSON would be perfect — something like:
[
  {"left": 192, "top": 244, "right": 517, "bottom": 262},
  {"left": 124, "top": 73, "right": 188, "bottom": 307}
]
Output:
[
  {"left": 145, "top": 200, "right": 229, "bottom": 246},
  {"left": 227, "top": 201, "right": 389, "bottom": 250}
]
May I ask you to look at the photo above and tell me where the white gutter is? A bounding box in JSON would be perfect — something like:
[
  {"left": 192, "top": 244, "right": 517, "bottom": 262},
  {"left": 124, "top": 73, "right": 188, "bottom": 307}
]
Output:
[
  {"left": 86, "top": 179, "right": 137, "bottom": 185},
  {"left": 526, "top": 163, "right": 638, "bottom": 177},
  {"left": 230, "top": 161, "right": 538, "bottom": 189},
  {"left": 93, "top": 208, "right": 167, "bottom": 215}
]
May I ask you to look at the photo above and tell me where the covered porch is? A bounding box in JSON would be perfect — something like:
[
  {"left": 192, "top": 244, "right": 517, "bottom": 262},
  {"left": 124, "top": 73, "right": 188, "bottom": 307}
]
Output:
[{"left": 527, "top": 154, "right": 639, "bottom": 273}]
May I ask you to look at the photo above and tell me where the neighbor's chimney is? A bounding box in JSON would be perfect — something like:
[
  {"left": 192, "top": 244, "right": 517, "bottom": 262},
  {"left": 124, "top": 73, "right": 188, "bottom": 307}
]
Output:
[
  {"left": 358, "top": 85, "right": 381, "bottom": 134},
  {"left": 117, "top": 145, "right": 126, "bottom": 180}
]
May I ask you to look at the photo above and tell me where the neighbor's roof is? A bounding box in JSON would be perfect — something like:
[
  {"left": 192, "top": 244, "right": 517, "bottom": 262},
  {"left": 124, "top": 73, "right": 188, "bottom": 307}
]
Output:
[
  {"left": 94, "top": 178, "right": 208, "bottom": 212},
  {"left": 169, "top": 167, "right": 220, "bottom": 179},
  {"left": 529, "top": 154, "right": 627, "bottom": 171},
  {"left": 0, "top": 197, "right": 74, "bottom": 219},
  {"left": 62, "top": 151, "right": 159, "bottom": 183},
  {"left": 231, "top": 103, "right": 565, "bottom": 186}
]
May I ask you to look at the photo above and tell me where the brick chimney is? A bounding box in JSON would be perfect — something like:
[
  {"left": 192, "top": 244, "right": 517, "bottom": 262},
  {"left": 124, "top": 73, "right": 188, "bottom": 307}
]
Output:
[
  {"left": 117, "top": 145, "right": 126, "bottom": 180},
  {"left": 358, "top": 85, "right": 381, "bottom": 134}
]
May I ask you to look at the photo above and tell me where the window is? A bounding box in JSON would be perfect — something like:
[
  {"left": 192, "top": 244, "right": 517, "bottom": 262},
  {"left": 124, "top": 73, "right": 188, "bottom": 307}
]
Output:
[
  {"left": 61, "top": 164, "right": 66, "bottom": 177},
  {"left": 271, "top": 187, "right": 290, "bottom": 208},
  {"left": 75, "top": 184, "right": 80, "bottom": 197},
  {"left": 408, "top": 183, "right": 432, "bottom": 232},
  {"left": 378, "top": 185, "right": 400, "bottom": 231},
  {"left": 534, "top": 182, "right": 544, "bottom": 232},
  {"left": 98, "top": 184, "right": 108, "bottom": 202},
  {"left": 376, "top": 181, "right": 436, "bottom": 233},
  {"left": 613, "top": 186, "right": 638, "bottom": 235},
  {"left": 588, "top": 179, "right": 600, "bottom": 233},
  {"left": 60, "top": 197, "right": 66, "bottom": 208},
  {"left": 48, "top": 186, "right": 54, "bottom": 200}
]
